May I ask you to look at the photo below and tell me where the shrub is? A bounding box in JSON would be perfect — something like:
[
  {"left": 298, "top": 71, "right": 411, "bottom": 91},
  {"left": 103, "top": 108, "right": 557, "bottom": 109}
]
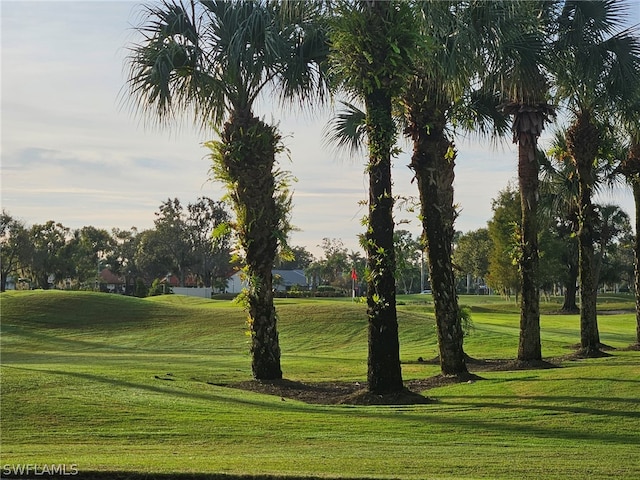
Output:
[{"left": 134, "top": 279, "right": 147, "bottom": 298}]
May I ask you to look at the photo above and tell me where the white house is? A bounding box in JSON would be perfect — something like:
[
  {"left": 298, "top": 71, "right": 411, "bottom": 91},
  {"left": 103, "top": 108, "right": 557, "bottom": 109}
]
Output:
[{"left": 225, "top": 269, "right": 309, "bottom": 294}]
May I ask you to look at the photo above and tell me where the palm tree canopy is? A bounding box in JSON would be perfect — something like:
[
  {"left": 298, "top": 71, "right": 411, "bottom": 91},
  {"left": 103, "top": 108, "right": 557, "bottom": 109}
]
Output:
[
  {"left": 407, "top": 1, "right": 513, "bottom": 140},
  {"left": 328, "top": 0, "right": 421, "bottom": 99},
  {"left": 126, "top": 0, "right": 329, "bottom": 128},
  {"left": 554, "top": 0, "right": 640, "bottom": 114}
]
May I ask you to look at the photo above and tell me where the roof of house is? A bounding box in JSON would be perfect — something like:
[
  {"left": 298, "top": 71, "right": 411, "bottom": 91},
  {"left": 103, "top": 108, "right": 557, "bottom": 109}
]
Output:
[
  {"left": 99, "top": 269, "right": 123, "bottom": 284},
  {"left": 272, "top": 269, "right": 308, "bottom": 286}
]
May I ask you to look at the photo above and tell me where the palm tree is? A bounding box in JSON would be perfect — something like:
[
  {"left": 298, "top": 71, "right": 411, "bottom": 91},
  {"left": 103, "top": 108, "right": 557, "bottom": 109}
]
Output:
[
  {"left": 125, "top": 0, "right": 328, "bottom": 379},
  {"left": 402, "top": 1, "right": 521, "bottom": 374},
  {"left": 615, "top": 95, "right": 640, "bottom": 348},
  {"left": 327, "top": 2, "right": 507, "bottom": 376},
  {"left": 493, "top": 1, "right": 557, "bottom": 362},
  {"left": 328, "top": 0, "right": 419, "bottom": 394},
  {"left": 401, "top": 0, "right": 478, "bottom": 376},
  {"left": 595, "top": 204, "right": 632, "bottom": 285},
  {"left": 552, "top": 0, "right": 640, "bottom": 356},
  {"left": 620, "top": 145, "right": 640, "bottom": 348}
]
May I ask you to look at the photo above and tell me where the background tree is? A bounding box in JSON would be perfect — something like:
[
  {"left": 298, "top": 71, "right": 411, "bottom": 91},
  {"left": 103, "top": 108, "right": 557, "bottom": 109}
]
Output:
[
  {"left": 552, "top": 0, "right": 640, "bottom": 356},
  {"left": 134, "top": 229, "right": 174, "bottom": 284},
  {"left": 126, "top": 0, "right": 328, "bottom": 379},
  {"left": 68, "top": 226, "right": 115, "bottom": 289},
  {"left": 109, "top": 227, "right": 141, "bottom": 295},
  {"left": 453, "top": 228, "right": 492, "bottom": 294},
  {"left": 486, "top": 187, "right": 521, "bottom": 299},
  {"left": 328, "top": 0, "right": 419, "bottom": 393},
  {"left": 153, "top": 198, "right": 197, "bottom": 287},
  {"left": 317, "top": 238, "right": 350, "bottom": 286},
  {"left": 594, "top": 204, "right": 632, "bottom": 290},
  {"left": 394, "top": 229, "right": 421, "bottom": 294},
  {"left": 542, "top": 131, "right": 582, "bottom": 312},
  {"left": 0, "top": 211, "right": 31, "bottom": 292},
  {"left": 26, "top": 221, "right": 72, "bottom": 289},
  {"left": 597, "top": 230, "right": 634, "bottom": 293},
  {"left": 275, "top": 245, "right": 314, "bottom": 270},
  {"left": 616, "top": 94, "right": 640, "bottom": 347},
  {"left": 186, "top": 197, "right": 232, "bottom": 288},
  {"left": 536, "top": 226, "right": 566, "bottom": 299}
]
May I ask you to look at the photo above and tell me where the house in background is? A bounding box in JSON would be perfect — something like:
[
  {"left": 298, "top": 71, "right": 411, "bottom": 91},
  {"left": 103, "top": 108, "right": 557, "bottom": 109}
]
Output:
[
  {"left": 225, "top": 269, "right": 309, "bottom": 294},
  {"left": 99, "top": 268, "right": 125, "bottom": 293},
  {"left": 4, "top": 276, "right": 16, "bottom": 290}
]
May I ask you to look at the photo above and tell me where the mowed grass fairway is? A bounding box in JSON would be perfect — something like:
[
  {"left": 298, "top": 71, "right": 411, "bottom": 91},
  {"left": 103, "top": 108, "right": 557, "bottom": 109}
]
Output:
[{"left": 1, "top": 291, "right": 639, "bottom": 479}]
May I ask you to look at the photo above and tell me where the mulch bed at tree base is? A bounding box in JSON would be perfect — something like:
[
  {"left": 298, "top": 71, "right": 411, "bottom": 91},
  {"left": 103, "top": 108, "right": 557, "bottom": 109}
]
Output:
[
  {"left": 409, "top": 354, "right": 560, "bottom": 371},
  {"left": 219, "top": 345, "right": 638, "bottom": 406},
  {"left": 230, "top": 373, "right": 487, "bottom": 406}
]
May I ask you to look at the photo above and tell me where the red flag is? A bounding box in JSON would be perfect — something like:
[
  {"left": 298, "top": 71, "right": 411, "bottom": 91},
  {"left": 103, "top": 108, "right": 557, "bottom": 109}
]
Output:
[{"left": 351, "top": 268, "right": 357, "bottom": 280}]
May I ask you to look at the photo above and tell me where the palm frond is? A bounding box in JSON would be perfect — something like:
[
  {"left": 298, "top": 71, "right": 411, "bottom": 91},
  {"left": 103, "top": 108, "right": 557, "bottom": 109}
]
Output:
[
  {"left": 274, "top": 1, "right": 331, "bottom": 112},
  {"left": 126, "top": 0, "right": 330, "bottom": 129},
  {"left": 323, "top": 101, "right": 367, "bottom": 156},
  {"left": 554, "top": 0, "right": 640, "bottom": 115},
  {"left": 453, "top": 87, "right": 510, "bottom": 141}
]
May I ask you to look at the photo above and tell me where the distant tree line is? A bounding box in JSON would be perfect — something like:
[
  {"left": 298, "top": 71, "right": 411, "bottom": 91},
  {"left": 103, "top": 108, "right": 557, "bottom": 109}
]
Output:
[
  {"left": 453, "top": 186, "right": 634, "bottom": 308},
  {"left": 1, "top": 201, "right": 430, "bottom": 297},
  {"left": 1, "top": 198, "right": 233, "bottom": 294}
]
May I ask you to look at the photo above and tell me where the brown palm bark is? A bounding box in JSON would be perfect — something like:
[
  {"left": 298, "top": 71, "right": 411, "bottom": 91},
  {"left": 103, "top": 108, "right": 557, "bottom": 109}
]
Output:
[
  {"left": 406, "top": 90, "right": 467, "bottom": 376},
  {"left": 561, "top": 263, "right": 579, "bottom": 313},
  {"left": 501, "top": 100, "right": 554, "bottom": 361},
  {"left": 634, "top": 179, "right": 640, "bottom": 347},
  {"left": 512, "top": 106, "right": 546, "bottom": 362},
  {"left": 221, "top": 111, "right": 282, "bottom": 380},
  {"left": 618, "top": 141, "right": 640, "bottom": 347},
  {"left": 364, "top": 89, "right": 403, "bottom": 394},
  {"left": 566, "top": 111, "right": 601, "bottom": 356}
]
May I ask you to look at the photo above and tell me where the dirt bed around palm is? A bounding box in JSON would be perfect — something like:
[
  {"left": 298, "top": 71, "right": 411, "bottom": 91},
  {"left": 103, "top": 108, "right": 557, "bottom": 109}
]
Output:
[{"left": 227, "top": 357, "right": 564, "bottom": 405}]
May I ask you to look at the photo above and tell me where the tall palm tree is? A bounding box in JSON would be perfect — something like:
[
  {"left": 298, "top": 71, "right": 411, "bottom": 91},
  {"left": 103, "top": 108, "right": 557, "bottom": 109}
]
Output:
[
  {"left": 402, "top": 1, "right": 517, "bottom": 374},
  {"left": 615, "top": 95, "right": 640, "bottom": 348},
  {"left": 552, "top": 0, "right": 640, "bottom": 356},
  {"left": 494, "top": 1, "right": 557, "bottom": 362},
  {"left": 327, "top": 1, "right": 508, "bottom": 377},
  {"left": 125, "top": 0, "right": 328, "bottom": 379},
  {"left": 620, "top": 145, "right": 640, "bottom": 348},
  {"left": 328, "top": 0, "right": 419, "bottom": 394},
  {"left": 401, "top": 0, "right": 478, "bottom": 376}
]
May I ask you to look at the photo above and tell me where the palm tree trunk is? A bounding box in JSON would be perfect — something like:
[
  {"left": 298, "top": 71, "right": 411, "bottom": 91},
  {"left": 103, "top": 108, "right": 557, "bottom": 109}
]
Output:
[
  {"left": 561, "top": 266, "right": 579, "bottom": 313},
  {"left": 364, "top": 89, "right": 403, "bottom": 394},
  {"left": 517, "top": 132, "right": 542, "bottom": 361},
  {"left": 221, "top": 111, "right": 282, "bottom": 380},
  {"left": 407, "top": 101, "right": 467, "bottom": 376},
  {"left": 633, "top": 178, "right": 640, "bottom": 347},
  {"left": 567, "top": 112, "right": 601, "bottom": 356},
  {"left": 618, "top": 141, "right": 640, "bottom": 347}
]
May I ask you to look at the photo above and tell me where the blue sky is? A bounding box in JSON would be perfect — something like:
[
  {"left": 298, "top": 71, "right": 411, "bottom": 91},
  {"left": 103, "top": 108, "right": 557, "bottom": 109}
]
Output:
[{"left": 2, "top": 1, "right": 638, "bottom": 257}]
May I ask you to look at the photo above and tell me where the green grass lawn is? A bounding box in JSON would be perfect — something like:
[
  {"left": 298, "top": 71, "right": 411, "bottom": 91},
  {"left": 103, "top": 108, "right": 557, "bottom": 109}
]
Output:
[{"left": 1, "top": 290, "right": 639, "bottom": 479}]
